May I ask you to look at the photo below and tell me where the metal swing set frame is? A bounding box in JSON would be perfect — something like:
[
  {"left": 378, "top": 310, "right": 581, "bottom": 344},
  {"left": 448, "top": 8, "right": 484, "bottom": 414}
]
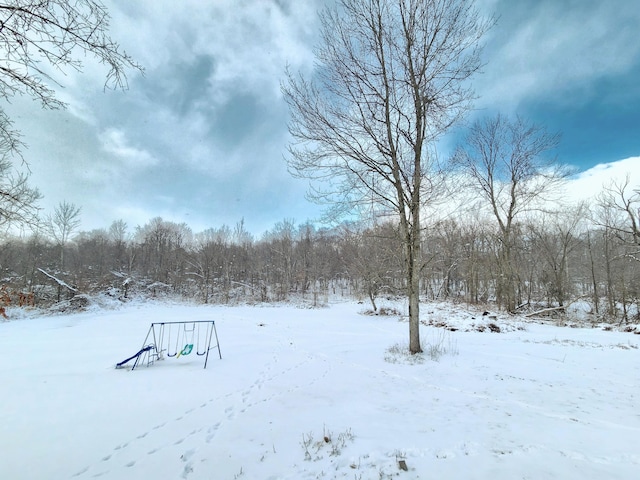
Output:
[{"left": 117, "top": 320, "right": 222, "bottom": 370}]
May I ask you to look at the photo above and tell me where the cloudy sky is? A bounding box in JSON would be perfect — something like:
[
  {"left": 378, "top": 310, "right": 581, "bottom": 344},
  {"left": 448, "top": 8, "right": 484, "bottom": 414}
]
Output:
[{"left": 6, "top": 0, "right": 640, "bottom": 236}]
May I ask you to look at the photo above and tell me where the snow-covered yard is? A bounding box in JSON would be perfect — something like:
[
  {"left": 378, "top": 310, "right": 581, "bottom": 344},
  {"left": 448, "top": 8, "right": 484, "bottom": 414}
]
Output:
[{"left": 1, "top": 301, "right": 638, "bottom": 479}]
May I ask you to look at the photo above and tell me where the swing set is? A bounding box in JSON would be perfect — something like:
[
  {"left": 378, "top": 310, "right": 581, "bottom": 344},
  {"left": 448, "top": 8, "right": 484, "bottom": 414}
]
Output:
[{"left": 116, "top": 320, "right": 222, "bottom": 370}]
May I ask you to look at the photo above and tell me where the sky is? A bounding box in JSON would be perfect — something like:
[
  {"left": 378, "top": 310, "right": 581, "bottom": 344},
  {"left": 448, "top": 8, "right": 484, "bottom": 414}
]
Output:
[{"left": 5, "top": 0, "right": 640, "bottom": 237}]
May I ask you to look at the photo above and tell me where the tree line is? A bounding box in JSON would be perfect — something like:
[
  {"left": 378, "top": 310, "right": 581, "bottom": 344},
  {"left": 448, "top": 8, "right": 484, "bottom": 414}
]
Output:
[{"left": 0, "top": 175, "right": 638, "bottom": 323}]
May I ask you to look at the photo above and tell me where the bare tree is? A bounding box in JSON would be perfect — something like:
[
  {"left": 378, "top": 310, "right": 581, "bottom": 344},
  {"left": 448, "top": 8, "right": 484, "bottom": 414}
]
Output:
[
  {"left": 596, "top": 175, "right": 640, "bottom": 262},
  {"left": 283, "top": 0, "right": 492, "bottom": 353},
  {"left": 453, "top": 114, "right": 566, "bottom": 312},
  {"left": 190, "top": 226, "right": 232, "bottom": 303},
  {"left": 0, "top": 0, "right": 142, "bottom": 157},
  {"left": 232, "top": 218, "right": 253, "bottom": 247},
  {"left": 108, "top": 218, "right": 128, "bottom": 267},
  {"left": 340, "top": 221, "right": 403, "bottom": 312},
  {"left": 0, "top": 155, "right": 41, "bottom": 231},
  {"left": 108, "top": 219, "right": 128, "bottom": 245},
  {"left": 134, "top": 217, "right": 192, "bottom": 287},
  {"left": 528, "top": 204, "right": 587, "bottom": 308},
  {"left": 48, "top": 200, "right": 81, "bottom": 269},
  {"left": 592, "top": 176, "right": 640, "bottom": 321},
  {"left": 263, "top": 219, "right": 297, "bottom": 300}
]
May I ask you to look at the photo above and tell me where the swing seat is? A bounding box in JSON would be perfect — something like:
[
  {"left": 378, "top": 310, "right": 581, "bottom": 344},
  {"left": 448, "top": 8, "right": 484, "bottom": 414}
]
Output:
[{"left": 176, "top": 343, "right": 194, "bottom": 358}]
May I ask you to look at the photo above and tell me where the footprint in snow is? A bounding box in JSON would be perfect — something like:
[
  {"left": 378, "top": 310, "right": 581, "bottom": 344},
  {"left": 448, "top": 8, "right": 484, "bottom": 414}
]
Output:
[
  {"left": 205, "top": 422, "right": 221, "bottom": 443},
  {"left": 181, "top": 463, "right": 194, "bottom": 479},
  {"left": 181, "top": 449, "right": 196, "bottom": 462},
  {"left": 72, "top": 466, "right": 89, "bottom": 477}
]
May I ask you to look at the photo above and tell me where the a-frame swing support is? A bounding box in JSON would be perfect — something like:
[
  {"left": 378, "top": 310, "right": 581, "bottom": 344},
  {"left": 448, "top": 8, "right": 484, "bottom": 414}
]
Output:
[{"left": 118, "top": 320, "right": 222, "bottom": 370}]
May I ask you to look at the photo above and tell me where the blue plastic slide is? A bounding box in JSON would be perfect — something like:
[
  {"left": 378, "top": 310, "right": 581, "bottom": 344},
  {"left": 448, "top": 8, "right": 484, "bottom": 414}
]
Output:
[{"left": 116, "top": 345, "right": 154, "bottom": 369}]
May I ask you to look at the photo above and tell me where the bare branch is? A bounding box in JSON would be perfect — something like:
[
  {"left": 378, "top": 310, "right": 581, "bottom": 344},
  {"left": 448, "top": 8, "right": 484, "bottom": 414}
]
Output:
[{"left": 0, "top": 0, "right": 143, "bottom": 158}]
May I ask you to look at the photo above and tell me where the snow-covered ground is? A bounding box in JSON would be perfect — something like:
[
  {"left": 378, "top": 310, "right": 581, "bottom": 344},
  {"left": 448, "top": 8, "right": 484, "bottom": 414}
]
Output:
[{"left": 1, "top": 300, "right": 638, "bottom": 479}]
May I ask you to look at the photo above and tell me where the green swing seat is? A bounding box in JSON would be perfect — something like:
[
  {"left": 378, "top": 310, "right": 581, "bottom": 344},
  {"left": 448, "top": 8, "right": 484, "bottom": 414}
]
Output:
[{"left": 176, "top": 343, "right": 193, "bottom": 358}]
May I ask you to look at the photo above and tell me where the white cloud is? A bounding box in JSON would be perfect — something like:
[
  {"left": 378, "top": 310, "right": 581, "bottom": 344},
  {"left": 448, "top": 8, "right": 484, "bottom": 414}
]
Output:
[
  {"left": 564, "top": 157, "right": 640, "bottom": 203},
  {"left": 99, "top": 128, "right": 158, "bottom": 168}
]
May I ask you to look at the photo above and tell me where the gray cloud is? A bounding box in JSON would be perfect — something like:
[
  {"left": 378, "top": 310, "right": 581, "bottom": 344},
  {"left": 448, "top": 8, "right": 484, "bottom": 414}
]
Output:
[
  {"left": 477, "top": 0, "right": 640, "bottom": 110},
  {"left": 10, "top": 0, "right": 323, "bottom": 235},
  {"left": 5, "top": 0, "right": 638, "bottom": 237}
]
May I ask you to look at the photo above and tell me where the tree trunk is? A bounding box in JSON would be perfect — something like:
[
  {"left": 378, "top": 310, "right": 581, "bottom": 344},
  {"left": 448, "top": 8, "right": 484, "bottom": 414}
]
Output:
[
  {"left": 408, "top": 254, "right": 421, "bottom": 353},
  {"left": 586, "top": 231, "right": 599, "bottom": 315},
  {"left": 408, "top": 200, "right": 422, "bottom": 354},
  {"left": 604, "top": 231, "right": 616, "bottom": 317}
]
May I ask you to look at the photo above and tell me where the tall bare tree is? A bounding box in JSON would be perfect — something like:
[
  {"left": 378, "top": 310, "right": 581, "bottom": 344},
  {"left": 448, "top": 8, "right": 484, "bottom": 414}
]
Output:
[
  {"left": 48, "top": 200, "right": 81, "bottom": 269},
  {"left": 283, "top": 0, "right": 492, "bottom": 353},
  {"left": 0, "top": 0, "right": 142, "bottom": 158},
  {"left": 454, "top": 114, "right": 565, "bottom": 312}
]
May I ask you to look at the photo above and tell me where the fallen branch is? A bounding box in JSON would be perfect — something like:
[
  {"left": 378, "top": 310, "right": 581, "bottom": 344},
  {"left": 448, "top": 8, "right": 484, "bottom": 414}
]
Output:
[{"left": 37, "top": 268, "right": 78, "bottom": 293}]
